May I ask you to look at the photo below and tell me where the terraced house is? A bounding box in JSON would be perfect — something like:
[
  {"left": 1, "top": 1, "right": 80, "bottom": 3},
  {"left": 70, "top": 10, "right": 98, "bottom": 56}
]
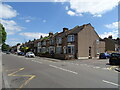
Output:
[{"left": 37, "top": 23, "right": 105, "bottom": 60}]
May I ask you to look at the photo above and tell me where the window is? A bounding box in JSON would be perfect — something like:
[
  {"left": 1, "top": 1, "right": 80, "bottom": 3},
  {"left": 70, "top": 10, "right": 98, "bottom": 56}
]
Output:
[
  {"left": 56, "top": 46, "right": 62, "bottom": 54},
  {"left": 67, "top": 45, "right": 75, "bottom": 54},
  {"left": 56, "top": 37, "right": 62, "bottom": 44},
  {"left": 50, "top": 39, "right": 54, "bottom": 45},
  {"left": 38, "top": 42, "right": 41, "bottom": 47},
  {"left": 49, "top": 46, "right": 54, "bottom": 53},
  {"left": 41, "top": 47, "right": 46, "bottom": 53},
  {"left": 37, "top": 47, "right": 41, "bottom": 53},
  {"left": 42, "top": 41, "right": 46, "bottom": 45},
  {"left": 67, "top": 35, "right": 74, "bottom": 42}
]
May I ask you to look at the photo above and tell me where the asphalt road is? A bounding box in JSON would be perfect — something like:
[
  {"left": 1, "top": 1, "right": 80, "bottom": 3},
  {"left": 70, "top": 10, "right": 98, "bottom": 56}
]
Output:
[{"left": 2, "top": 53, "right": 120, "bottom": 89}]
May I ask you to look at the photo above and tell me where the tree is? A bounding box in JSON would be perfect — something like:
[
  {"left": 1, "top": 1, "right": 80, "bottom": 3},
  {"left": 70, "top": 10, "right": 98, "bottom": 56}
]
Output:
[
  {"left": 2, "top": 43, "right": 10, "bottom": 51},
  {"left": 108, "top": 35, "right": 112, "bottom": 39},
  {"left": 17, "top": 43, "right": 21, "bottom": 46},
  {"left": 0, "top": 23, "right": 7, "bottom": 44},
  {"left": 34, "top": 39, "right": 36, "bottom": 41},
  {"left": 29, "top": 40, "right": 31, "bottom": 42}
]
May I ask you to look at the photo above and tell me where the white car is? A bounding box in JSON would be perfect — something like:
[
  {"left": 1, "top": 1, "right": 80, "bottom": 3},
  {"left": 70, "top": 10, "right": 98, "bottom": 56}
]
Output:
[{"left": 25, "top": 52, "right": 35, "bottom": 58}]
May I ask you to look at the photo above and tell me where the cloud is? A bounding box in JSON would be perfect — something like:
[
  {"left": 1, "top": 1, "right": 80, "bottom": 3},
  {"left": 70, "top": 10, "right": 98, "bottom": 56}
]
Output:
[
  {"left": 100, "top": 30, "right": 118, "bottom": 39},
  {"left": 19, "top": 32, "right": 48, "bottom": 39},
  {"left": 56, "top": 0, "right": 119, "bottom": 17},
  {"left": 100, "top": 21, "right": 120, "bottom": 39},
  {"left": 54, "top": 0, "right": 69, "bottom": 2},
  {"left": 105, "top": 21, "right": 120, "bottom": 29},
  {"left": 6, "top": 41, "right": 21, "bottom": 46},
  {"left": 19, "top": 16, "right": 35, "bottom": 20},
  {"left": 67, "top": 10, "right": 82, "bottom": 16},
  {"left": 43, "top": 20, "right": 47, "bottom": 23},
  {"left": 65, "top": 6, "right": 69, "bottom": 10},
  {"left": 67, "top": 10, "right": 75, "bottom": 16},
  {"left": 0, "top": 3, "right": 18, "bottom": 19},
  {"left": 25, "top": 19, "right": 31, "bottom": 23},
  {"left": 1, "top": 19, "right": 24, "bottom": 35}
]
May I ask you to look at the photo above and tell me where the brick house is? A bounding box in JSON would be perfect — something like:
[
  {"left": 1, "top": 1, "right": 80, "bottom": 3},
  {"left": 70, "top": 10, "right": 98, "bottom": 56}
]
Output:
[
  {"left": 99, "top": 37, "right": 120, "bottom": 53},
  {"left": 36, "top": 23, "right": 106, "bottom": 59}
]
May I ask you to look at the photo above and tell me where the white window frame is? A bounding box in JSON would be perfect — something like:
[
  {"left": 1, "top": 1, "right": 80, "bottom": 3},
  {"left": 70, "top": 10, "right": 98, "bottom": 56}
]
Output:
[
  {"left": 42, "top": 41, "right": 46, "bottom": 45},
  {"left": 50, "top": 39, "right": 54, "bottom": 45},
  {"left": 41, "top": 47, "right": 46, "bottom": 53},
  {"left": 67, "top": 35, "right": 74, "bottom": 42},
  {"left": 56, "top": 37, "right": 62, "bottom": 44},
  {"left": 67, "top": 45, "right": 75, "bottom": 54},
  {"left": 49, "top": 46, "right": 55, "bottom": 53},
  {"left": 38, "top": 42, "right": 41, "bottom": 47},
  {"left": 56, "top": 46, "right": 62, "bottom": 54}
]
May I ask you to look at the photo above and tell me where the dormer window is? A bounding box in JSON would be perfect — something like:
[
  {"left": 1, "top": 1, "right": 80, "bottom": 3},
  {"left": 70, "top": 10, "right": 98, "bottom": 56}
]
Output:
[{"left": 68, "top": 35, "right": 74, "bottom": 42}]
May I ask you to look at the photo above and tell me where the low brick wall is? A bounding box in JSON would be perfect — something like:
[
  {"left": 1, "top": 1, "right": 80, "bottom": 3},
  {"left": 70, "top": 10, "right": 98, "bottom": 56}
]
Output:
[
  {"left": 36, "top": 53, "right": 75, "bottom": 60},
  {"left": 54, "top": 54, "right": 65, "bottom": 60}
]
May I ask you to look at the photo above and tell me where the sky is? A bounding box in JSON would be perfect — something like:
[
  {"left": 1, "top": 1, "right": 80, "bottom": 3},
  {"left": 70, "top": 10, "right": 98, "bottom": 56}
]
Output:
[{"left": 0, "top": 0, "right": 120, "bottom": 46}]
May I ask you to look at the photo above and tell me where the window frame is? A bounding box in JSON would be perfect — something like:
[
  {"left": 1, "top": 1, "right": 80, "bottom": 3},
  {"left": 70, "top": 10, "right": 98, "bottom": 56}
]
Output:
[
  {"left": 67, "top": 35, "right": 75, "bottom": 42},
  {"left": 67, "top": 45, "right": 75, "bottom": 54}
]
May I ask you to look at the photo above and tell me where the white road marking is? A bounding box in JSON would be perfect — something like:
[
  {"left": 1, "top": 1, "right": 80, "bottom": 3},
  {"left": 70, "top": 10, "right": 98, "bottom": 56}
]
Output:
[
  {"left": 75, "top": 64, "right": 79, "bottom": 65},
  {"left": 49, "top": 65, "right": 78, "bottom": 74},
  {"left": 93, "top": 67, "right": 100, "bottom": 69},
  {"left": 36, "top": 61, "right": 42, "bottom": 64},
  {"left": 102, "top": 68, "right": 108, "bottom": 70},
  {"left": 81, "top": 64, "right": 87, "bottom": 66},
  {"left": 102, "top": 80, "right": 119, "bottom": 86}
]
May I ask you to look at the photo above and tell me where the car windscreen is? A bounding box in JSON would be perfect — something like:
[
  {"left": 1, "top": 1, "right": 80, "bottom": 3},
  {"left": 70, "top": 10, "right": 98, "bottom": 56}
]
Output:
[
  {"left": 100, "top": 53, "right": 104, "bottom": 55},
  {"left": 111, "top": 53, "right": 120, "bottom": 57},
  {"left": 29, "top": 52, "right": 33, "bottom": 54}
]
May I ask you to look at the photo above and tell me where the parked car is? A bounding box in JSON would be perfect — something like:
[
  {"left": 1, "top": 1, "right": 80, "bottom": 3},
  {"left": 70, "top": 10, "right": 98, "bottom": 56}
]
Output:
[
  {"left": 99, "top": 53, "right": 110, "bottom": 59},
  {"left": 25, "top": 52, "right": 35, "bottom": 58},
  {"left": 109, "top": 53, "right": 120, "bottom": 65},
  {"left": 6, "top": 51, "right": 10, "bottom": 54},
  {"left": 18, "top": 52, "right": 25, "bottom": 56}
]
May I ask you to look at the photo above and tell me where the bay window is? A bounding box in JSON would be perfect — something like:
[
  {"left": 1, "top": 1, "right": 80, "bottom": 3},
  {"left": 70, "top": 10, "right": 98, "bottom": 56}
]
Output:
[
  {"left": 56, "top": 46, "right": 62, "bottom": 54},
  {"left": 67, "top": 45, "right": 75, "bottom": 54}
]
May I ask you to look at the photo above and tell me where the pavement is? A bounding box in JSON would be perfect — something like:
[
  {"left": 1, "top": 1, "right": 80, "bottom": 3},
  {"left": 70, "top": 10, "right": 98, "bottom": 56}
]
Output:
[{"left": 2, "top": 53, "right": 120, "bottom": 89}]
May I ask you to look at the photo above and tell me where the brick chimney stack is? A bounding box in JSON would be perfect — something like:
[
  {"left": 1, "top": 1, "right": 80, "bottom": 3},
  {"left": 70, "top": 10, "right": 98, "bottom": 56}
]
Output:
[
  {"left": 49, "top": 32, "right": 53, "bottom": 37},
  {"left": 63, "top": 28, "right": 68, "bottom": 33}
]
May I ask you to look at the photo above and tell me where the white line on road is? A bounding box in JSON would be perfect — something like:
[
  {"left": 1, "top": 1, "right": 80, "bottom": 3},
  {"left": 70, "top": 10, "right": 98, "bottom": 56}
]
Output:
[
  {"left": 80, "top": 64, "right": 87, "bottom": 66},
  {"left": 93, "top": 67, "right": 100, "bottom": 69},
  {"left": 102, "top": 68, "right": 108, "bottom": 70},
  {"left": 75, "top": 64, "right": 79, "bottom": 65},
  {"left": 32, "top": 60, "right": 42, "bottom": 64},
  {"left": 36, "top": 61, "right": 42, "bottom": 64},
  {"left": 102, "top": 80, "right": 119, "bottom": 86},
  {"left": 49, "top": 65, "right": 78, "bottom": 74}
]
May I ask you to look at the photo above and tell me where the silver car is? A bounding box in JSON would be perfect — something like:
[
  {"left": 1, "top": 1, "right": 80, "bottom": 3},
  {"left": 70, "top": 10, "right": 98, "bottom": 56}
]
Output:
[{"left": 25, "top": 52, "right": 35, "bottom": 58}]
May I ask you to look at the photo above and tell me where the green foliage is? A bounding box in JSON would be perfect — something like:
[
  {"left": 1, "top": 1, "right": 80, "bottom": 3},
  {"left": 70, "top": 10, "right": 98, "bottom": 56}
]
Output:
[
  {"left": 2, "top": 43, "right": 10, "bottom": 51},
  {"left": 0, "top": 23, "right": 7, "bottom": 44},
  {"left": 43, "top": 36, "right": 50, "bottom": 40}
]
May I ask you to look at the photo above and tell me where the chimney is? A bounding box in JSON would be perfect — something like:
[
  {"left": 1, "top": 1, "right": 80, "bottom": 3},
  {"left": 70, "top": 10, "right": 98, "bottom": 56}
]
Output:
[
  {"left": 49, "top": 32, "right": 53, "bottom": 37},
  {"left": 63, "top": 28, "right": 68, "bottom": 32}
]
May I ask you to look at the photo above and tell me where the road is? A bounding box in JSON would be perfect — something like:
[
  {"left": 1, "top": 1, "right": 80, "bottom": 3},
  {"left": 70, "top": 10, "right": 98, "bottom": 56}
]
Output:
[{"left": 2, "top": 53, "right": 120, "bottom": 89}]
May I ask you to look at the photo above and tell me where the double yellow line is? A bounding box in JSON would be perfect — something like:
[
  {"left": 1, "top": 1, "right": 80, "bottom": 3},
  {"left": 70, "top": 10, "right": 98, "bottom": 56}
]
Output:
[{"left": 7, "top": 68, "right": 36, "bottom": 90}]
